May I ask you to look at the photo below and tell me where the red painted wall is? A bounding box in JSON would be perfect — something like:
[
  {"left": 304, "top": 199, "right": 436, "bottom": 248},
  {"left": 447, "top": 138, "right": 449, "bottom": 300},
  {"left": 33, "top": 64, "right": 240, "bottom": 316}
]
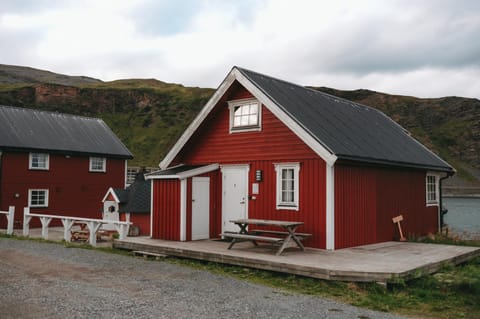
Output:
[
  {"left": 173, "top": 83, "right": 328, "bottom": 248},
  {"left": 120, "top": 213, "right": 150, "bottom": 236},
  {"left": 0, "top": 151, "right": 126, "bottom": 228},
  {"left": 174, "top": 82, "right": 318, "bottom": 164},
  {"left": 151, "top": 179, "right": 180, "bottom": 240},
  {"left": 334, "top": 164, "right": 438, "bottom": 249}
]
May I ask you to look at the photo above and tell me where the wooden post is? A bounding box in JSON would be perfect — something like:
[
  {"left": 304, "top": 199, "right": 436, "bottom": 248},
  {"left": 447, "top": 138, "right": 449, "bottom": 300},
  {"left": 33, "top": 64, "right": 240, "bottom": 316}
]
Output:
[
  {"left": 23, "top": 207, "right": 32, "bottom": 237},
  {"left": 6, "top": 206, "right": 14, "bottom": 235},
  {"left": 392, "top": 215, "right": 406, "bottom": 241},
  {"left": 61, "top": 219, "right": 75, "bottom": 242}
]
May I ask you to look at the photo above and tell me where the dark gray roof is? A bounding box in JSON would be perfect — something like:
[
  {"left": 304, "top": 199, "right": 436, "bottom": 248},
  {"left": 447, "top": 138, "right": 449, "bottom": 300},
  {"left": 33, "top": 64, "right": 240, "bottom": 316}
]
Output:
[
  {"left": 0, "top": 105, "right": 132, "bottom": 158},
  {"left": 115, "top": 176, "right": 151, "bottom": 214},
  {"left": 237, "top": 67, "right": 453, "bottom": 172}
]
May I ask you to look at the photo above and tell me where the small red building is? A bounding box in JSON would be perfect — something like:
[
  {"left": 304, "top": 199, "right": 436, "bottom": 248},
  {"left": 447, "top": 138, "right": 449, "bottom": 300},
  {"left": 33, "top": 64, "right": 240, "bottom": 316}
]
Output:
[
  {"left": 146, "top": 67, "right": 454, "bottom": 250},
  {"left": 0, "top": 106, "right": 133, "bottom": 228}
]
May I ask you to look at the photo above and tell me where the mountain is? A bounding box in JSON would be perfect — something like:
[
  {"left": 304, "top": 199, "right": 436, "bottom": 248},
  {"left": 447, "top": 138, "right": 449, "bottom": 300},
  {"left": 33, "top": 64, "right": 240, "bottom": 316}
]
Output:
[
  {"left": 0, "top": 64, "right": 101, "bottom": 86},
  {"left": 0, "top": 64, "right": 478, "bottom": 193}
]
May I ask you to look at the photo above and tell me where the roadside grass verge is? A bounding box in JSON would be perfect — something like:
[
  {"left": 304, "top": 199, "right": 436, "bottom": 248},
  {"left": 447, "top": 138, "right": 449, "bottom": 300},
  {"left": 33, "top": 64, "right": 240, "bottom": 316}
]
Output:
[{"left": 1, "top": 232, "right": 479, "bottom": 318}]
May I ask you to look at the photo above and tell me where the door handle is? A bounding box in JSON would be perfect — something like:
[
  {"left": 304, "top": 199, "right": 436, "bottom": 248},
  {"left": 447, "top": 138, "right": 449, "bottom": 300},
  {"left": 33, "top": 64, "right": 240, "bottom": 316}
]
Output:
[{"left": 240, "top": 201, "right": 245, "bottom": 204}]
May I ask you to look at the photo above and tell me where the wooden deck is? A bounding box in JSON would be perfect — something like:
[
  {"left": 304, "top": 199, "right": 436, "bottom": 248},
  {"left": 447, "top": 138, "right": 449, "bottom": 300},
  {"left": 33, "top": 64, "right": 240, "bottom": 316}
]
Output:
[{"left": 113, "top": 237, "right": 480, "bottom": 283}]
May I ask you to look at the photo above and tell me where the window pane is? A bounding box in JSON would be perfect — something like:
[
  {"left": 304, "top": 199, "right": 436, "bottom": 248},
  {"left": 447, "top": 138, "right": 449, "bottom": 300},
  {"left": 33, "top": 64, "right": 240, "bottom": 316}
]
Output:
[
  {"left": 249, "top": 103, "right": 258, "bottom": 114},
  {"left": 232, "top": 103, "right": 259, "bottom": 128}
]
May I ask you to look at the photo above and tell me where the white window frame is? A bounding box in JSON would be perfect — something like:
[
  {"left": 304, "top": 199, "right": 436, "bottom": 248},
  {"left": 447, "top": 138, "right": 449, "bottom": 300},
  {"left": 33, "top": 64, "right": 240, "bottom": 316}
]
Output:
[
  {"left": 426, "top": 173, "right": 439, "bottom": 206},
  {"left": 228, "top": 98, "right": 262, "bottom": 133},
  {"left": 29, "top": 153, "right": 49, "bottom": 170},
  {"left": 89, "top": 157, "right": 106, "bottom": 172},
  {"left": 274, "top": 163, "right": 300, "bottom": 211},
  {"left": 28, "top": 189, "right": 49, "bottom": 208}
]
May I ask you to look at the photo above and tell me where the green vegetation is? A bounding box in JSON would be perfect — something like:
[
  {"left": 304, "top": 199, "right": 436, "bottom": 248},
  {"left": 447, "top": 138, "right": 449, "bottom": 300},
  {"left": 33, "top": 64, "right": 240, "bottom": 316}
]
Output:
[
  {"left": 0, "top": 64, "right": 479, "bottom": 186},
  {"left": 1, "top": 232, "right": 479, "bottom": 318}
]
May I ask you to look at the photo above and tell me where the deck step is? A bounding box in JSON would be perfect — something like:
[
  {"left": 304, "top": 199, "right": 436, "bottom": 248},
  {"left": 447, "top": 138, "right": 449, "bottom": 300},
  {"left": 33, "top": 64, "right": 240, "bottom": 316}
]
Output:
[{"left": 133, "top": 250, "right": 168, "bottom": 259}]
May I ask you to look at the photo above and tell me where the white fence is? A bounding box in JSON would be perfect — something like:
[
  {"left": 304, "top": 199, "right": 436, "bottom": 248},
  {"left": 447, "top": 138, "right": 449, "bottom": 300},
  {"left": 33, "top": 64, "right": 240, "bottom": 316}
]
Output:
[
  {"left": 0, "top": 206, "right": 14, "bottom": 235},
  {"left": 23, "top": 207, "right": 131, "bottom": 246}
]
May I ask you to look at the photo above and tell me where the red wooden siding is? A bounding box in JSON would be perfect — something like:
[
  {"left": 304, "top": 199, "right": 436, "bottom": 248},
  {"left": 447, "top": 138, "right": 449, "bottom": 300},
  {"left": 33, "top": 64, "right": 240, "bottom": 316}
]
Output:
[
  {"left": 105, "top": 193, "right": 116, "bottom": 201},
  {"left": 335, "top": 164, "right": 438, "bottom": 249},
  {"left": 0, "top": 152, "right": 125, "bottom": 228},
  {"left": 174, "top": 83, "right": 319, "bottom": 165},
  {"left": 334, "top": 165, "right": 377, "bottom": 248},
  {"left": 151, "top": 179, "right": 181, "bottom": 240},
  {"left": 245, "top": 159, "right": 326, "bottom": 248},
  {"left": 120, "top": 213, "right": 150, "bottom": 236},
  {"left": 375, "top": 169, "right": 438, "bottom": 242}
]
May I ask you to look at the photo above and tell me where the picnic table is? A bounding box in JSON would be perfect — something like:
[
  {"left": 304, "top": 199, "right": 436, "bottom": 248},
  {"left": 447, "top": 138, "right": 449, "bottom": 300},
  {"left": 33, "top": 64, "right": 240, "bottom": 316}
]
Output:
[{"left": 221, "top": 219, "right": 311, "bottom": 256}]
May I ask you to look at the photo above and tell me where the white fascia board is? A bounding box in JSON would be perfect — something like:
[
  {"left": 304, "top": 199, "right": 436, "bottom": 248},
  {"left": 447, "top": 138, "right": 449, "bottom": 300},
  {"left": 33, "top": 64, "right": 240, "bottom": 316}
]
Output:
[
  {"left": 159, "top": 71, "right": 238, "bottom": 169},
  {"left": 233, "top": 69, "right": 337, "bottom": 166},
  {"left": 101, "top": 187, "right": 120, "bottom": 203},
  {"left": 146, "top": 164, "right": 220, "bottom": 180}
]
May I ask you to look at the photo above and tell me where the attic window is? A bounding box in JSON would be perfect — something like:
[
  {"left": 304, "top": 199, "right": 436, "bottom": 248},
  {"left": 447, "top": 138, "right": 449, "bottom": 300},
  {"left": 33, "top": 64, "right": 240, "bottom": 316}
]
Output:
[{"left": 228, "top": 99, "right": 261, "bottom": 132}]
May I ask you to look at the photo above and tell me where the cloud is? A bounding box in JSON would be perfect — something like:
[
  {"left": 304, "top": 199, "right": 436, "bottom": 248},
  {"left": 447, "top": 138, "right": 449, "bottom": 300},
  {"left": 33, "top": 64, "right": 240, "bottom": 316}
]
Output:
[{"left": 0, "top": 0, "right": 479, "bottom": 98}]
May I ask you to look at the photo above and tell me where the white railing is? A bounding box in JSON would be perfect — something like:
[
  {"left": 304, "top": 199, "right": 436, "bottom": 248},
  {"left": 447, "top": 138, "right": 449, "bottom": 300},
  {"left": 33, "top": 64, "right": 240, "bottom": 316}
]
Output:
[
  {"left": 0, "top": 206, "right": 15, "bottom": 235},
  {"left": 23, "top": 207, "right": 131, "bottom": 246}
]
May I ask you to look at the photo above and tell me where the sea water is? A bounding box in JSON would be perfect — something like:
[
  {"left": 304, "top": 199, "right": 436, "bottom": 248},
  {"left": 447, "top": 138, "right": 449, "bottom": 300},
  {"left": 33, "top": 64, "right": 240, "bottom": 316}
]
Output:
[{"left": 443, "top": 197, "right": 480, "bottom": 239}]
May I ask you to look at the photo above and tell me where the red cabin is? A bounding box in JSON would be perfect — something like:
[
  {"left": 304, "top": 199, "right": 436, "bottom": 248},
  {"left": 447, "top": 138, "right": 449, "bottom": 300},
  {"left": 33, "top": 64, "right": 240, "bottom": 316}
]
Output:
[
  {"left": 147, "top": 67, "right": 454, "bottom": 250},
  {"left": 0, "top": 106, "right": 133, "bottom": 228}
]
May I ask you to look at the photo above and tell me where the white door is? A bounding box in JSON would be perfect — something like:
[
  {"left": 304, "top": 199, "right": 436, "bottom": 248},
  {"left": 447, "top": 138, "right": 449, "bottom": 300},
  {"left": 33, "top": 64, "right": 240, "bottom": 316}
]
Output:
[
  {"left": 222, "top": 166, "right": 249, "bottom": 233},
  {"left": 192, "top": 177, "right": 210, "bottom": 240},
  {"left": 103, "top": 200, "right": 119, "bottom": 231}
]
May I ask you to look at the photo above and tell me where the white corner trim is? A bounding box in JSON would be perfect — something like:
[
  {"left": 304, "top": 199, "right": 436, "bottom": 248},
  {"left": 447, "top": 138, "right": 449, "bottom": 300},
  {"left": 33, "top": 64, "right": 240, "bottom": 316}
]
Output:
[
  {"left": 150, "top": 179, "right": 154, "bottom": 238},
  {"left": 326, "top": 164, "right": 335, "bottom": 250},
  {"left": 159, "top": 67, "right": 338, "bottom": 170},
  {"left": 180, "top": 179, "right": 187, "bottom": 241}
]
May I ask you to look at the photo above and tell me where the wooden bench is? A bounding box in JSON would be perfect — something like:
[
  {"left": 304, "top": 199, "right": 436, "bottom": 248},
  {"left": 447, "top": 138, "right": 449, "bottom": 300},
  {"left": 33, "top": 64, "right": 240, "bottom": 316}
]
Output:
[
  {"left": 221, "top": 233, "right": 285, "bottom": 250},
  {"left": 249, "top": 229, "right": 312, "bottom": 239}
]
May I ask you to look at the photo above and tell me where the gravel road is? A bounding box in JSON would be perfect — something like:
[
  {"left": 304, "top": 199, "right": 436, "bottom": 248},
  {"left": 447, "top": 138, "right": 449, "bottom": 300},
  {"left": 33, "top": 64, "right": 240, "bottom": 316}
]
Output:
[{"left": 0, "top": 238, "right": 407, "bottom": 319}]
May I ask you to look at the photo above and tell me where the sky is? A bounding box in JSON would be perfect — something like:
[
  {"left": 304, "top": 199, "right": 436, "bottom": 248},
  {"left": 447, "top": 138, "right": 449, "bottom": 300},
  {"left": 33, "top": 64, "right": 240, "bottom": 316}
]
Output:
[{"left": 1, "top": 0, "right": 479, "bottom": 99}]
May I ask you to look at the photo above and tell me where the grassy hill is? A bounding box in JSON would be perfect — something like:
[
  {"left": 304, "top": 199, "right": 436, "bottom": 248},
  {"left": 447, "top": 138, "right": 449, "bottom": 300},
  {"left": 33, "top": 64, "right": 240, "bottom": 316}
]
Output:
[{"left": 0, "top": 64, "right": 478, "bottom": 190}]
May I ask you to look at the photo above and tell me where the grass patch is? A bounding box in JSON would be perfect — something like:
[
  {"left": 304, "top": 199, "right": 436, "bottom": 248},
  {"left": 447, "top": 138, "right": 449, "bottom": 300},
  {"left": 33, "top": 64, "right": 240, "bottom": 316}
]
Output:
[{"left": 2, "top": 232, "right": 479, "bottom": 318}]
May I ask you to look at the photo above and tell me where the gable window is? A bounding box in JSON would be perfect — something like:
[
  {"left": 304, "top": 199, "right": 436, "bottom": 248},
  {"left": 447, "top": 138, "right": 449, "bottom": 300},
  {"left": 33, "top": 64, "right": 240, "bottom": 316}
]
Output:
[
  {"left": 90, "top": 157, "right": 106, "bottom": 172},
  {"left": 29, "top": 189, "right": 49, "bottom": 207},
  {"left": 426, "top": 174, "right": 439, "bottom": 206},
  {"left": 228, "top": 99, "right": 261, "bottom": 132},
  {"left": 29, "top": 153, "right": 49, "bottom": 170},
  {"left": 274, "top": 163, "right": 300, "bottom": 210}
]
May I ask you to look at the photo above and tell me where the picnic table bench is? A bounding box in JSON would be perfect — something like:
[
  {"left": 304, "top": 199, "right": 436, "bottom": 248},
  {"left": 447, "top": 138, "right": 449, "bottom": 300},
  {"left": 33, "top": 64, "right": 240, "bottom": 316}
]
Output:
[{"left": 221, "top": 219, "right": 311, "bottom": 256}]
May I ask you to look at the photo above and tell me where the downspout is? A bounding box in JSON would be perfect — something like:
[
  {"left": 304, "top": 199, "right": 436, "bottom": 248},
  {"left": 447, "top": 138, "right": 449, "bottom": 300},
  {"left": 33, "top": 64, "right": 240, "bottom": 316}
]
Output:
[{"left": 439, "top": 172, "right": 454, "bottom": 231}]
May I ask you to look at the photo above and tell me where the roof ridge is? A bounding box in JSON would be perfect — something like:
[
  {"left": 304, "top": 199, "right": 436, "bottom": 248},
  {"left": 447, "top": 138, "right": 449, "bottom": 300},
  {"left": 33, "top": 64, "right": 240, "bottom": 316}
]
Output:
[{"left": 0, "top": 104, "right": 103, "bottom": 122}]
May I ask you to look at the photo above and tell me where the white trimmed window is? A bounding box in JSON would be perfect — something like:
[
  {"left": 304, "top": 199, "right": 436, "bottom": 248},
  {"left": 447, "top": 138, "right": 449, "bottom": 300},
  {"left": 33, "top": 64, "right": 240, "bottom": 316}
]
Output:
[
  {"left": 228, "top": 99, "right": 261, "bottom": 132},
  {"left": 426, "top": 174, "right": 439, "bottom": 206},
  {"left": 28, "top": 189, "right": 49, "bottom": 207},
  {"left": 89, "top": 157, "right": 106, "bottom": 172},
  {"left": 274, "top": 163, "right": 300, "bottom": 210},
  {"left": 29, "top": 153, "right": 49, "bottom": 170}
]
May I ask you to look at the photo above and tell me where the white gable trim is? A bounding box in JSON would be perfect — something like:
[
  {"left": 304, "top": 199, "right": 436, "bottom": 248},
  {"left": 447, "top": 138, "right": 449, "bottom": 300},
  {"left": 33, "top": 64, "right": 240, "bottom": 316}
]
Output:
[
  {"left": 101, "top": 187, "right": 120, "bottom": 203},
  {"left": 159, "top": 67, "right": 337, "bottom": 169},
  {"left": 160, "top": 72, "right": 237, "bottom": 169},
  {"left": 146, "top": 164, "right": 220, "bottom": 180}
]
